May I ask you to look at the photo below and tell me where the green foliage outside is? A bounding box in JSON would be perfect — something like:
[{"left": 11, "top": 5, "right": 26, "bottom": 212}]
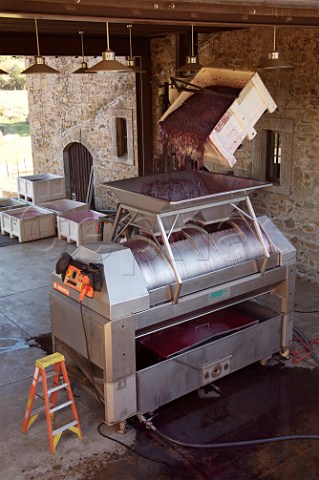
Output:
[
  {"left": 0, "top": 56, "right": 27, "bottom": 90},
  {"left": 0, "top": 120, "right": 29, "bottom": 137},
  {"left": 0, "top": 57, "right": 32, "bottom": 194},
  {"left": 0, "top": 57, "right": 29, "bottom": 138}
]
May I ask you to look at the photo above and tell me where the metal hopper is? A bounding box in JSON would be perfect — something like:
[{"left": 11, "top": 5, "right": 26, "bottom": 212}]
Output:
[{"left": 106, "top": 170, "right": 271, "bottom": 228}]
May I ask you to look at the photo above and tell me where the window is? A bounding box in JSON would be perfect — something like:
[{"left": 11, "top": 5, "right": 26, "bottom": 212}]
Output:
[
  {"left": 116, "top": 117, "right": 128, "bottom": 158},
  {"left": 111, "top": 109, "right": 134, "bottom": 165},
  {"left": 252, "top": 118, "right": 294, "bottom": 195},
  {"left": 265, "top": 130, "right": 282, "bottom": 184}
]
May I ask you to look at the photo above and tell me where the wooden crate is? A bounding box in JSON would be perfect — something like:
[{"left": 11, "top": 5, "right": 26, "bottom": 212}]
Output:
[{"left": 1, "top": 206, "right": 56, "bottom": 243}]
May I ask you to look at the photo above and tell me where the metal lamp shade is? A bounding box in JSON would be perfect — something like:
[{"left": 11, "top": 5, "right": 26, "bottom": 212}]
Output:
[
  {"left": 73, "top": 61, "right": 96, "bottom": 74},
  {"left": 258, "top": 51, "right": 293, "bottom": 70},
  {"left": 89, "top": 50, "right": 133, "bottom": 72},
  {"left": 126, "top": 25, "right": 145, "bottom": 73},
  {"left": 177, "top": 25, "right": 202, "bottom": 77},
  {"left": 21, "top": 19, "right": 59, "bottom": 74},
  {"left": 258, "top": 27, "right": 293, "bottom": 70},
  {"left": 89, "top": 21, "right": 133, "bottom": 73},
  {"left": 72, "top": 30, "right": 96, "bottom": 74},
  {"left": 21, "top": 56, "right": 59, "bottom": 74},
  {"left": 177, "top": 55, "right": 203, "bottom": 76},
  {"left": 126, "top": 57, "right": 146, "bottom": 73}
]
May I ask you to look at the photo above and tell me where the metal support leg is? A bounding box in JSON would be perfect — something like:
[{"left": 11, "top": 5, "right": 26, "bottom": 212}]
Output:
[
  {"left": 245, "top": 196, "right": 270, "bottom": 274},
  {"left": 276, "top": 263, "right": 296, "bottom": 358},
  {"left": 117, "top": 420, "right": 129, "bottom": 434},
  {"left": 157, "top": 214, "right": 182, "bottom": 304},
  {"left": 111, "top": 205, "right": 123, "bottom": 241}
]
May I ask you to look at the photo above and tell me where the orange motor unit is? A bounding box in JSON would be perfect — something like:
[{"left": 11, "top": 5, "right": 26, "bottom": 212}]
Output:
[
  {"left": 55, "top": 252, "right": 105, "bottom": 301},
  {"left": 63, "top": 265, "right": 94, "bottom": 300}
]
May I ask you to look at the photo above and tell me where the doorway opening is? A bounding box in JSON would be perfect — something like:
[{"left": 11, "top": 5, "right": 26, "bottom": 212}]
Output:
[{"left": 63, "top": 142, "right": 94, "bottom": 208}]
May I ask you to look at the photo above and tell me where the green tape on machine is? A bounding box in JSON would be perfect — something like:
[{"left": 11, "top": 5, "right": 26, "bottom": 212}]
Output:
[{"left": 209, "top": 287, "right": 231, "bottom": 303}]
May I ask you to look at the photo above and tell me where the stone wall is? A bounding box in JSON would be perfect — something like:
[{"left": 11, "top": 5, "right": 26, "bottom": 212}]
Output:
[
  {"left": 151, "top": 28, "right": 319, "bottom": 284},
  {"left": 150, "top": 34, "right": 177, "bottom": 166},
  {"left": 26, "top": 56, "right": 138, "bottom": 209}
]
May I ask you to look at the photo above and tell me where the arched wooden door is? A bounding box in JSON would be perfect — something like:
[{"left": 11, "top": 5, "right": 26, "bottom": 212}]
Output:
[{"left": 63, "top": 142, "right": 94, "bottom": 208}]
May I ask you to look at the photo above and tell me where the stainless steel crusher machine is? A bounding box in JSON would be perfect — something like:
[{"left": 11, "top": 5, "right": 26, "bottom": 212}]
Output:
[{"left": 50, "top": 170, "right": 296, "bottom": 425}]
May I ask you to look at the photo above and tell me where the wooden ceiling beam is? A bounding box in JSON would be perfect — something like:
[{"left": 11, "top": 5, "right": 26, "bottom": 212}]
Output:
[
  {"left": 1, "top": 0, "right": 318, "bottom": 24},
  {"left": 0, "top": 0, "right": 318, "bottom": 55},
  {"left": 3, "top": 0, "right": 318, "bottom": 9}
]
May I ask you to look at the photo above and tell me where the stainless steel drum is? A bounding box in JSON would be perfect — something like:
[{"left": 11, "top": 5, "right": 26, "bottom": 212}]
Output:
[{"left": 124, "top": 219, "right": 276, "bottom": 290}]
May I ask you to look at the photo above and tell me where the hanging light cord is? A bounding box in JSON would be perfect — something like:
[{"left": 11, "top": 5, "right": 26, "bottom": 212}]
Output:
[
  {"left": 273, "top": 26, "right": 277, "bottom": 51},
  {"left": 128, "top": 25, "right": 133, "bottom": 58},
  {"left": 35, "top": 18, "right": 41, "bottom": 56},
  {"left": 191, "top": 24, "right": 194, "bottom": 57},
  {"left": 79, "top": 30, "right": 85, "bottom": 61},
  {"left": 106, "top": 20, "right": 110, "bottom": 50}
]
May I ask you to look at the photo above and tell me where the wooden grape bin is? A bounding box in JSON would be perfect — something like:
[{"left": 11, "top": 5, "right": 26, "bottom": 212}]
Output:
[{"left": 160, "top": 68, "right": 277, "bottom": 168}]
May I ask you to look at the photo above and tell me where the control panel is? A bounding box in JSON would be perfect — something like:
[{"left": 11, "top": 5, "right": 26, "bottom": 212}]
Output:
[
  {"left": 63, "top": 265, "right": 94, "bottom": 301},
  {"left": 55, "top": 252, "right": 104, "bottom": 301}
]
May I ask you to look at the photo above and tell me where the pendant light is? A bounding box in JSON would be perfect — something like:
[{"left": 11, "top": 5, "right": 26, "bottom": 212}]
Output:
[
  {"left": 73, "top": 31, "right": 96, "bottom": 74},
  {"left": 177, "top": 25, "right": 202, "bottom": 76},
  {"left": 89, "top": 20, "right": 133, "bottom": 73},
  {"left": 21, "top": 18, "right": 59, "bottom": 74},
  {"left": 126, "top": 25, "right": 146, "bottom": 73},
  {"left": 257, "top": 27, "right": 293, "bottom": 70}
]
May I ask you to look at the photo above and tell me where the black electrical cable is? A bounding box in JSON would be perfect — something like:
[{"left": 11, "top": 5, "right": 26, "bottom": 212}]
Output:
[
  {"left": 97, "top": 422, "right": 175, "bottom": 479},
  {"left": 141, "top": 417, "right": 319, "bottom": 449},
  {"left": 79, "top": 300, "right": 105, "bottom": 406},
  {"left": 293, "top": 325, "right": 319, "bottom": 366}
]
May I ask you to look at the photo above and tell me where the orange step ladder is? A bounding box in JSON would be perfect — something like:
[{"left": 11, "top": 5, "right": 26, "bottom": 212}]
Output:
[{"left": 21, "top": 352, "right": 82, "bottom": 453}]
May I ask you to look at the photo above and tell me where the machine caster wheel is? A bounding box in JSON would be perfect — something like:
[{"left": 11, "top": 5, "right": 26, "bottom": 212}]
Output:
[
  {"left": 280, "top": 347, "right": 290, "bottom": 360},
  {"left": 117, "top": 420, "right": 129, "bottom": 434},
  {"left": 259, "top": 356, "right": 271, "bottom": 366}
]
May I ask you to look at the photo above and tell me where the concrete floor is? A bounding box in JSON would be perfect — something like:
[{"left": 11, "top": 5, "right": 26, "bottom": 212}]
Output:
[{"left": 0, "top": 237, "right": 318, "bottom": 480}]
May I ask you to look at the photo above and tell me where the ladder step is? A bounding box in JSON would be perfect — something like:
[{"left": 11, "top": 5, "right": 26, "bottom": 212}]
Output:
[
  {"left": 38, "top": 371, "right": 59, "bottom": 382},
  {"left": 32, "top": 403, "right": 54, "bottom": 416},
  {"left": 48, "top": 383, "right": 68, "bottom": 395},
  {"left": 49, "top": 400, "right": 73, "bottom": 414},
  {"left": 52, "top": 420, "right": 78, "bottom": 436}
]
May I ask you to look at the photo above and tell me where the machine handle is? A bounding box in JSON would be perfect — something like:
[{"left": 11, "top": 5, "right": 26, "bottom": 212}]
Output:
[{"left": 79, "top": 285, "right": 92, "bottom": 302}]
